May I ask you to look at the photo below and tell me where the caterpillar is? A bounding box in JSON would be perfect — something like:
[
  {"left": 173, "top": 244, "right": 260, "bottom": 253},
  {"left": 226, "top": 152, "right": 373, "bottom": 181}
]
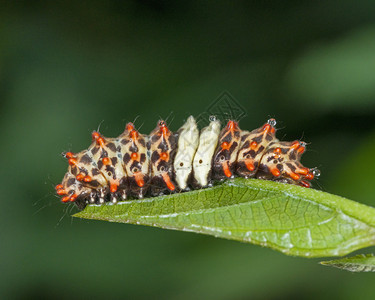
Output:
[{"left": 55, "top": 116, "right": 320, "bottom": 210}]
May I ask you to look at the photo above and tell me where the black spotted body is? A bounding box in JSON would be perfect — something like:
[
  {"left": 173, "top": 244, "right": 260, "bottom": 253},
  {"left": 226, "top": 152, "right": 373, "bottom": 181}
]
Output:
[
  {"left": 148, "top": 121, "right": 177, "bottom": 196},
  {"left": 212, "top": 120, "right": 241, "bottom": 180},
  {"left": 118, "top": 123, "right": 150, "bottom": 198},
  {"left": 236, "top": 119, "right": 277, "bottom": 178},
  {"left": 56, "top": 117, "right": 319, "bottom": 209},
  {"left": 91, "top": 134, "right": 127, "bottom": 203}
]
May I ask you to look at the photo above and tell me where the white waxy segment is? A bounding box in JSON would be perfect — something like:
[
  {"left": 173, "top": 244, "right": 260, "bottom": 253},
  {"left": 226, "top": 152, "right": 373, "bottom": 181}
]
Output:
[
  {"left": 174, "top": 116, "right": 199, "bottom": 189},
  {"left": 193, "top": 119, "right": 221, "bottom": 187}
]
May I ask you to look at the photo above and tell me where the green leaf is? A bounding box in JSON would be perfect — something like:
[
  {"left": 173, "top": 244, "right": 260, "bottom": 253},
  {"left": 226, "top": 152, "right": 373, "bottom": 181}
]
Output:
[
  {"left": 320, "top": 254, "right": 375, "bottom": 272},
  {"left": 74, "top": 178, "right": 375, "bottom": 257}
]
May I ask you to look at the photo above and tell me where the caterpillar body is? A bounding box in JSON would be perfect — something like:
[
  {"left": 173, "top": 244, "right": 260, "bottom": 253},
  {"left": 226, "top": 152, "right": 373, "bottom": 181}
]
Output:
[{"left": 55, "top": 116, "right": 320, "bottom": 209}]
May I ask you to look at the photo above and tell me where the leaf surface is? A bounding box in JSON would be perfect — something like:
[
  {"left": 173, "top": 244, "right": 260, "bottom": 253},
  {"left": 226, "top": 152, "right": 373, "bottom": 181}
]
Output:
[
  {"left": 320, "top": 254, "right": 375, "bottom": 272},
  {"left": 74, "top": 178, "right": 375, "bottom": 257}
]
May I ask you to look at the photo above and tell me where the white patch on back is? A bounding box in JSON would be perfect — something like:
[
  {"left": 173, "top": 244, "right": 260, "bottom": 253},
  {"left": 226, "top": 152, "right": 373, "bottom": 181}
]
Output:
[
  {"left": 193, "top": 119, "right": 221, "bottom": 187},
  {"left": 174, "top": 116, "right": 199, "bottom": 190}
]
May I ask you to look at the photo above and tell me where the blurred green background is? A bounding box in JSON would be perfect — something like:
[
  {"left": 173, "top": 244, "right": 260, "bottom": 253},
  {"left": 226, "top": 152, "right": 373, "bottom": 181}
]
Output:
[{"left": 1, "top": 1, "right": 375, "bottom": 299}]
